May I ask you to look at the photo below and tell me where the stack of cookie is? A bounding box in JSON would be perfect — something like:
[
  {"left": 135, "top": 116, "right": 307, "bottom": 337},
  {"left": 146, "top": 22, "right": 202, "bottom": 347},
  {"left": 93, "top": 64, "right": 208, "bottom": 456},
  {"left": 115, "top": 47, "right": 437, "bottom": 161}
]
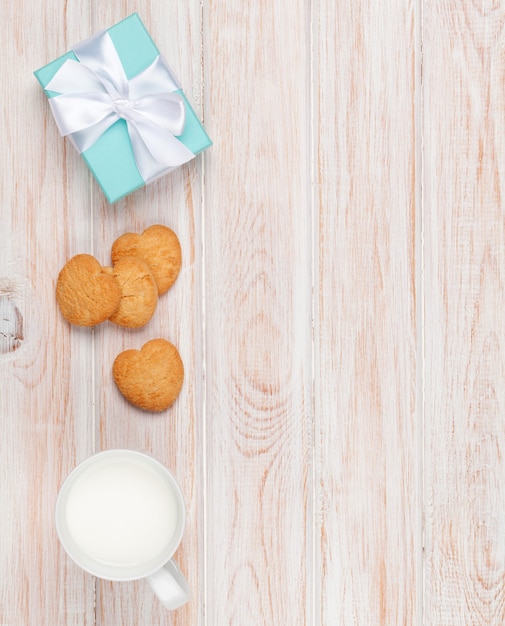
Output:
[
  {"left": 55, "top": 224, "right": 184, "bottom": 412},
  {"left": 56, "top": 224, "right": 181, "bottom": 329}
]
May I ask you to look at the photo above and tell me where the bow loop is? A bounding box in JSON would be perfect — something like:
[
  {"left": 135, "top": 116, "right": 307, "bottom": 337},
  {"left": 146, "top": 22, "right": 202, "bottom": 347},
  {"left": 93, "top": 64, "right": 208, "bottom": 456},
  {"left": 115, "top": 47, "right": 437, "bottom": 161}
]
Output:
[{"left": 44, "top": 30, "right": 194, "bottom": 182}]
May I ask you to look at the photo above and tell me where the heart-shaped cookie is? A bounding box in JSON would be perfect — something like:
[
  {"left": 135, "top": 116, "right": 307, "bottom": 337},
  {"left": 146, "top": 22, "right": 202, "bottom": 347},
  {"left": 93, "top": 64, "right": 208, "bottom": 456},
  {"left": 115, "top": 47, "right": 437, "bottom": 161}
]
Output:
[
  {"left": 103, "top": 257, "right": 158, "bottom": 328},
  {"left": 56, "top": 254, "right": 121, "bottom": 326},
  {"left": 113, "top": 338, "right": 184, "bottom": 412},
  {"left": 111, "top": 224, "right": 182, "bottom": 295}
]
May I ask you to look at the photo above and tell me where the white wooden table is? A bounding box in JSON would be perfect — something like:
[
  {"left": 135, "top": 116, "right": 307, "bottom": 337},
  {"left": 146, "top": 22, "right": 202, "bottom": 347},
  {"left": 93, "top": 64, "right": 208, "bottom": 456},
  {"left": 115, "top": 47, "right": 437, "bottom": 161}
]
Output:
[{"left": 1, "top": 1, "right": 504, "bottom": 624}]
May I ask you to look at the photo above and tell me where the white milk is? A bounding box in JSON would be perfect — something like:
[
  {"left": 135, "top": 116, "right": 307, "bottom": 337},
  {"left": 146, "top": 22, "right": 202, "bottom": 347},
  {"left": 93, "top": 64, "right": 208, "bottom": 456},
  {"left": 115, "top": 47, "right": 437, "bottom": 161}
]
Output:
[{"left": 64, "top": 456, "right": 179, "bottom": 568}]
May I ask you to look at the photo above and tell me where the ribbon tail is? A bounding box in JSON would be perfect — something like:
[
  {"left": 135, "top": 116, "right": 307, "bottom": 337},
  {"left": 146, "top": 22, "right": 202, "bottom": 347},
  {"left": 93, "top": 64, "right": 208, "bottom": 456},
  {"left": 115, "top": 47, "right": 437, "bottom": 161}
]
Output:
[
  {"left": 69, "top": 115, "right": 122, "bottom": 153},
  {"left": 127, "top": 119, "right": 195, "bottom": 182}
]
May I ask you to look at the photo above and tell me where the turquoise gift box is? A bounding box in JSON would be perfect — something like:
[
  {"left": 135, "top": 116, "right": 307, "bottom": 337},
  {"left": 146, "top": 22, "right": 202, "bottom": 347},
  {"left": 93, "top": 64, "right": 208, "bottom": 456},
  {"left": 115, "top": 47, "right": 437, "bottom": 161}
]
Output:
[{"left": 34, "top": 13, "right": 211, "bottom": 203}]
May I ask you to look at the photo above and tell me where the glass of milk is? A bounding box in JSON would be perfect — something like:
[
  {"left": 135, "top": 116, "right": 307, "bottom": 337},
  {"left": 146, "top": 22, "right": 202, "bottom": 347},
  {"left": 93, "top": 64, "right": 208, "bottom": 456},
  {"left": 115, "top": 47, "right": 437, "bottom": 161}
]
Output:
[{"left": 55, "top": 449, "right": 190, "bottom": 610}]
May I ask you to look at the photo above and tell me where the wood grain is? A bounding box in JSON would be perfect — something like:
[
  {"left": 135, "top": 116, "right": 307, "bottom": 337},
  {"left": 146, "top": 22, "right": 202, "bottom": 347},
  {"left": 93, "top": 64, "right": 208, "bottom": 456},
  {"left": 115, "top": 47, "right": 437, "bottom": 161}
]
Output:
[
  {"left": 313, "top": 1, "right": 420, "bottom": 623},
  {"left": 423, "top": 2, "right": 505, "bottom": 623},
  {"left": 204, "top": 0, "right": 313, "bottom": 623},
  {"left": 0, "top": 1, "right": 96, "bottom": 624}
]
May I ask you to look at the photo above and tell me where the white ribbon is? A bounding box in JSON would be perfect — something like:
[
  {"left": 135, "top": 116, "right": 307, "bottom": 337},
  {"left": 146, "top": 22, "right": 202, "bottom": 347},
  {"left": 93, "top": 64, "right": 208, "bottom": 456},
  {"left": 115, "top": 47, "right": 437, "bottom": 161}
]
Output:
[{"left": 45, "top": 30, "right": 195, "bottom": 183}]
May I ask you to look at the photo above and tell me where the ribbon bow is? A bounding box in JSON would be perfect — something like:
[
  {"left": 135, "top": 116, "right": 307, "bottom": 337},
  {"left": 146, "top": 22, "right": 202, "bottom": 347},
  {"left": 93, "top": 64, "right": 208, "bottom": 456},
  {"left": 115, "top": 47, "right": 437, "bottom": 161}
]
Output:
[{"left": 45, "top": 31, "right": 195, "bottom": 182}]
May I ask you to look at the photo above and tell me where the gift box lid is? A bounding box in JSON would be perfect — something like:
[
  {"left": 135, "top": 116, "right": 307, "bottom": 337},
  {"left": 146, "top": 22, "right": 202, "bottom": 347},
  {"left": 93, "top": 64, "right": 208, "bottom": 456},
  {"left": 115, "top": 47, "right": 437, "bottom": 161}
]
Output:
[{"left": 34, "top": 13, "right": 211, "bottom": 203}]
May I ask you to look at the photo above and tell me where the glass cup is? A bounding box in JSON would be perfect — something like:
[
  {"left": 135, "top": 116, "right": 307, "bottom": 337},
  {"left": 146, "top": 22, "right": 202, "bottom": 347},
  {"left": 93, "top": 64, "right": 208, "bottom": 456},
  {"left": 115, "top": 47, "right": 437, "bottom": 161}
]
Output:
[{"left": 55, "top": 449, "right": 190, "bottom": 610}]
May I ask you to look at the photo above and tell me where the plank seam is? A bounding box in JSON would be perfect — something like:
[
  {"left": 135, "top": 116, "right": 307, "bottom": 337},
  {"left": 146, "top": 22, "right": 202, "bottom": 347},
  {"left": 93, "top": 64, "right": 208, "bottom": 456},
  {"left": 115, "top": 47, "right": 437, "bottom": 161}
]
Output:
[
  {"left": 200, "top": 1, "right": 208, "bottom": 625},
  {"left": 309, "top": 0, "right": 317, "bottom": 624},
  {"left": 415, "top": 0, "right": 426, "bottom": 624}
]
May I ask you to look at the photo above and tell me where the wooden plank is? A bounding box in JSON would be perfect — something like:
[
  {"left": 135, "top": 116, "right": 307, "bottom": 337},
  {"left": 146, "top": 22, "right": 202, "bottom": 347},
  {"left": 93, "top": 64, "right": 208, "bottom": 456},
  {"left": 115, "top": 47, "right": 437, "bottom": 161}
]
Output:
[
  {"left": 203, "top": 0, "right": 313, "bottom": 623},
  {"left": 313, "top": 1, "right": 420, "bottom": 623},
  {"left": 423, "top": 1, "right": 505, "bottom": 623},
  {"left": 0, "top": 2, "right": 96, "bottom": 625},
  {"left": 88, "top": 4, "right": 206, "bottom": 626}
]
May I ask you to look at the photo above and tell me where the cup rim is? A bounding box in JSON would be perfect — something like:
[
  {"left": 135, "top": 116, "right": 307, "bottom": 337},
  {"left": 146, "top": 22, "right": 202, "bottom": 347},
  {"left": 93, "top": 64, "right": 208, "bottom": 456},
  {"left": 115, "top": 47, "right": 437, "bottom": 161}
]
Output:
[{"left": 55, "top": 449, "right": 186, "bottom": 582}]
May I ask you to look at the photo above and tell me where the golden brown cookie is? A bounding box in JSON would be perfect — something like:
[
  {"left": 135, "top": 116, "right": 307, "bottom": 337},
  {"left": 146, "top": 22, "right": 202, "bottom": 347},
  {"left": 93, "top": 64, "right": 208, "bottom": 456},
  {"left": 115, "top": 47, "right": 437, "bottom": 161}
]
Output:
[
  {"left": 103, "top": 257, "right": 158, "bottom": 328},
  {"left": 56, "top": 254, "right": 121, "bottom": 326},
  {"left": 112, "top": 338, "right": 184, "bottom": 411},
  {"left": 111, "top": 224, "right": 182, "bottom": 295}
]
